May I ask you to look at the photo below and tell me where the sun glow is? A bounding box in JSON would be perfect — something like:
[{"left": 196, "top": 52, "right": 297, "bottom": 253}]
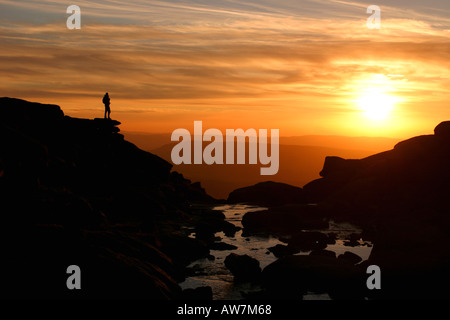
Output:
[
  {"left": 353, "top": 74, "right": 402, "bottom": 122},
  {"left": 357, "top": 90, "right": 397, "bottom": 121}
]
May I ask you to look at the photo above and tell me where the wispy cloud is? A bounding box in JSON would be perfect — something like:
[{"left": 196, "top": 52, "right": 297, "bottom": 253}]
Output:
[{"left": 1, "top": 1, "right": 450, "bottom": 136}]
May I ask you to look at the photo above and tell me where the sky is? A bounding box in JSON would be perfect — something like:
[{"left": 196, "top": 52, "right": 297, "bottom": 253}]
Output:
[{"left": 1, "top": 0, "right": 450, "bottom": 138}]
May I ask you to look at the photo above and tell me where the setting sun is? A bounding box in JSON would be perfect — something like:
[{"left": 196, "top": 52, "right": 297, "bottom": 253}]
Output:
[{"left": 357, "top": 90, "right": 397, "bottom": 121}]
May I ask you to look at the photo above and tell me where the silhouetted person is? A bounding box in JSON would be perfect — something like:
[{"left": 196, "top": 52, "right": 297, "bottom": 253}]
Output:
[{"left": 103, "top": 92, "right": 111, "bottom": 119}]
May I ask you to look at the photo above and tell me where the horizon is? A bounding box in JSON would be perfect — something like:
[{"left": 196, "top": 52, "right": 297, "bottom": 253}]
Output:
[
  {"left": 0, "top": 95, "right": 439, "bottom": 140},
  {"left": 122, "top": 129, "right": 404, "bottom": 139},
  {"left": 1, "top": 1, "right": 450, "bottom": 139}
]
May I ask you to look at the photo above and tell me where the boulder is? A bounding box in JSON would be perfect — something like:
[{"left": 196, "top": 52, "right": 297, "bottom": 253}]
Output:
[
  {"left": 241, "top": 204, "right": 328, "bottom": 235},
  {"left": 343, "top": 233, "right": 361, "bottom": 247},
  {"left": 302, "top": 178, "right": 342, "bottom": 203},
  {"left": 319, "top": 156, "right": 362, "bottom": 179},
  {"left": 326, "top": 232, "right": 337, "bottom": 245},
  {"left": 337, "top": 251, "right": 362, "bottom": 265},
  {"left": 193, "top": 210, "right": 240, "bottom": 238},
  {"left": 224, "top": 253, "right": 261, "bottom": 282},
  {"left": 267, "top": 244, "right": 298, "bottom": 258},
  {"left": 261, "top": 255, "right": 366, "bottom": 299},
  {"left": 434, "top": 121, "right": 450, "bottom": 139},
  {"left": 227, "top": 181, "right": 305, "bottom": 206},
  {"left": 160, "top": 233, "right": 210, "bottom": 266},
  {"left": 0, "top": 97, "right": 64, "bottom": 127}
]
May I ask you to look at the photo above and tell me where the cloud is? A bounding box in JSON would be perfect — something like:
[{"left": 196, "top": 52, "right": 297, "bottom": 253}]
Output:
[{"left": 1, "top": 0, "right": 450, "bottom": 136}]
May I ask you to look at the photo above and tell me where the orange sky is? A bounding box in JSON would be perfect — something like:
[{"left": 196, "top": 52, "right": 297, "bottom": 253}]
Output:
[{"left": 1, "top": 0, "right": 450, "bottom": 138}]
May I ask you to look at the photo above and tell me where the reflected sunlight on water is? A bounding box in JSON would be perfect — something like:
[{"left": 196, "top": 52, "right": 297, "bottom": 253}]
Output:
[{"left": 179, "top": 204, "right": 372, "bottom": 300}]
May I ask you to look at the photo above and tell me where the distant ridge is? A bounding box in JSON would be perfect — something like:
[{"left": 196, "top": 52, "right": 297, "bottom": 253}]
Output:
[
  {"left": 150, "top": 141, "right": 379, "bottom": 198},
  {"left": 123, "top": 131, "right": 400, "bottom": 154},
  {"left": 280, "top": 135, "right": 400, "bottom": 152},
  {"left": 123, "top": 131, "right": 400, "bottom": 199}
]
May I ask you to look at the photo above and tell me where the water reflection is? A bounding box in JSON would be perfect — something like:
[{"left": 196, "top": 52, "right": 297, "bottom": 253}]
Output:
[{"left": 179, "top": 204, "right": 372, "bottom": 300}]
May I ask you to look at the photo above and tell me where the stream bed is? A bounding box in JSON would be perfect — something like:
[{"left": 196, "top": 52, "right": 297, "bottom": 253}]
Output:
[{"left": 179, "top": 204, "right": 372, "bottom": 300}]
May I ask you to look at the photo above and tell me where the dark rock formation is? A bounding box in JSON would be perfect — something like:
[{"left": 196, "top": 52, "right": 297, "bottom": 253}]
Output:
[
  {"left": 261, "top": 255, "right": 366, "bottom": 299},
  {"left": 319, "top": 156, "right": 362, "bottom": 180},
  {"left": 224, "top": 253, "right": 261, "bottom": 282},
  {"left": 193, "top": 208, "right": 240, "bottom": 241},
  {"left": 0, "top": 97, "right": 226, "bottom": 299},
  {"left": 303, "top": 122, "right": 450, "bottom": 225},
  {"left": 309, "top": 249, "right": 336, "bottom": 259},
  {"left": 300, "top": 120, "right": 450, "bottom": 299},
  {"left": 434, "top": 121, "right": 450, "bottom": 139},
  {"left": 267, "top": 244, "right": 298, "bottom": 258},
  {"left": 337, "top": 251, "right": 363, "bottom": 265},
  {"left": 227, "top": 181, "right": 305, "bottom": 206},
  {"left": 241, "top": 204, "right": 328, "bottom": 235},
  {"left": 233, "top": 120, "right": 450, "bottom": 299},
  {"left": 343, "top": 233, "right": 361, "bottom": 247},
  {"left": 181, "top": 286, "right": 213, "bottom": 300}
]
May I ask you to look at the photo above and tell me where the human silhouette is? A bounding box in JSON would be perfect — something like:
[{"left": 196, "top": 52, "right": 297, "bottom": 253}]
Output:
[{"left": 103, "top": 92, "right": 111, "bottom": 119}]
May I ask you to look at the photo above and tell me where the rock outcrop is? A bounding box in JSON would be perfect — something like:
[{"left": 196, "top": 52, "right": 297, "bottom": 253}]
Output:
[
  {"left": 241, "top": 204, "right": 328, "bottom": 235},
  {"left": 224, "top": 253, "right": 261, "bottom": 282},
  {"left": 227, "top": 181, "right": 306, "bottom": 206},
  {"left": 230, "top": 121, "right": 450, "bottom": 299},
  {"left": 300, "top": 121, "right": 450, "bottom": 299},
  {"left": 261, "top": 255, "right": 366, "bottom": 299},
  {"left": 0, "top": 97, "right": 223, "bottom": 299}
]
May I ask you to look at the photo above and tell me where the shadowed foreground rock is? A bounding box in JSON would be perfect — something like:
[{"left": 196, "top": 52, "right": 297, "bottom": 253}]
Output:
[
  {"left": 301, "top": 121, "right": 450, "bottom": 299},
  {"left": 241, "top": 204, "right": 328, "bottom": 235},
  {"left": 0, "top": 97, "right": 226, "bottom": 299},
  {"left": 231, "top": 120, "right": 450, "bottom": 299},
  {"left": 224, "top": 253, "right": 261, "bottom": 283},
  {"left": 181, "top": 286, "right": 213, "bottom": 300},
  {"left": 261, "top": 255, "right": 366, "bottom": 299}
]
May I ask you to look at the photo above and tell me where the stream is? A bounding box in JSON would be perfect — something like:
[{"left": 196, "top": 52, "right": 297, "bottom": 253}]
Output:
[{"left": 179, "top": 204, "right": 373, "bottom": 300}]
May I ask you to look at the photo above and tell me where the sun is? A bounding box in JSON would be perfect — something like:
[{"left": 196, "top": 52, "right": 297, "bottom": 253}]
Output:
[
  {"left": 357, "top": 90, "right": 397, "bottom": 121},
  {"left": 346, "top": 74, "right": 406, "bottom": 135}
]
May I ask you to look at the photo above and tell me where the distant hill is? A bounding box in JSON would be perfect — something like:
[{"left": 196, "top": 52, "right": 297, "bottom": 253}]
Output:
[
  {"left": 122, "top": 131, "right": 171, "bottom": 151},
  {"left": 280, "top": 135, "right": 400, "bottom": 151},
  {"left": 150, "top": 142, "right": 379, "bottom": 199},
  {"left": 123, "top": 132, "right": 400, "bottom": 154},
  {"left": 123, "top": 132, "right": 399, "bottom": 199}
]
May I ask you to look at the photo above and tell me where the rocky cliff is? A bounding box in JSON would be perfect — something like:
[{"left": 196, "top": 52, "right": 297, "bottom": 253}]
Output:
[
  {"left": 0, "top": 97, "right": 227, "bottom": 299},
  {"left": 303, "top": 121, "right": 450, "bottom": 298},
  {"left": 233, "top": 121, "right": 450, "bottom": 299}
]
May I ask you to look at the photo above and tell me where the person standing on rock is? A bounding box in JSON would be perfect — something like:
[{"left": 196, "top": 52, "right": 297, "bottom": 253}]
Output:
[{"left": 103, "top": 92, "right": 111, "bottom": 119}]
